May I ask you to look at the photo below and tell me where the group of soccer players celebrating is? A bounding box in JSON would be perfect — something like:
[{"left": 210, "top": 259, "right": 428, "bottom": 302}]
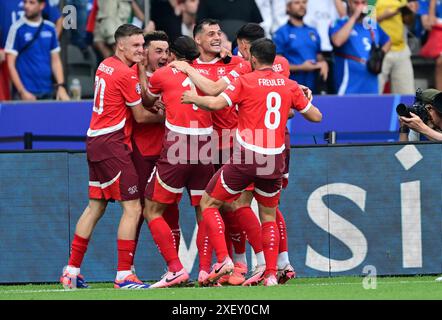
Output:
[{"left": 60, "top": 19, "right": 322, "bottom": 290}]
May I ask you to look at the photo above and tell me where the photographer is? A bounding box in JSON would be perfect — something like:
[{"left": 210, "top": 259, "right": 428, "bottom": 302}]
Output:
[{"left": 399, "top": 89, "right": 442, "bottom": 141}]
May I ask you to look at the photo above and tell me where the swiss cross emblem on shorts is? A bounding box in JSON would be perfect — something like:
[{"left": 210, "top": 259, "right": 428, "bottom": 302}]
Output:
[{"left": 217, "top": 67, "right": 226, "bottom": 76}]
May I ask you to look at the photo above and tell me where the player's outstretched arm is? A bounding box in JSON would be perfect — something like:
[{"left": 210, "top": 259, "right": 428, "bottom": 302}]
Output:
[
  {"left": 169, "top": 60, "right": 228, "bottom": 96},
  {"left": 181, "top": 87, "right": 228, "bottom": 111},
  {"left": 301, "top": 104, "right": 322, "bottom": 123},
  {"left": 131, "top": 103, "right": 165, "bottom": 124}
]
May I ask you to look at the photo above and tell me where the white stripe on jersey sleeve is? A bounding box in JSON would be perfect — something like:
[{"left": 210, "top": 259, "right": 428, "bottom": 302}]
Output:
[
  {"left": 299, "top": 101, "right": 312, "bottom": 114},
  {"left": 126, "top": 98, "right": 142, "bottom": 107},
  {"left": 220, "top": 92, "right": 233, "bottom": 107}
]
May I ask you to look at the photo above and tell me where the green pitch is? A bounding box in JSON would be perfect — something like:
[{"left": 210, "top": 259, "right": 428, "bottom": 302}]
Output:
[{"left": 0, "top": 276, "right": 441, "bottom": 300}]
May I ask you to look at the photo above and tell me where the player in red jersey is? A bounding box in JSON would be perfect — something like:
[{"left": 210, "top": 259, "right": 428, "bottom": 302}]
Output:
[
  {"left": 171, "top": 23, "right": 307, "bottom": 285},
  {"left": 187, "top": 19, "right": 249, "bottom": 286},
  {"left": 138, "top": 36, "right": 222, "bottom": 288},
  {"left": 182, "top": 38, "right": 322, "bottom": 286},
  {"left": 130, "top": 31, "right": 182, "bottom": 275},
  {"left": 60, "top": 24, "right": 161, "bottom": 290}
]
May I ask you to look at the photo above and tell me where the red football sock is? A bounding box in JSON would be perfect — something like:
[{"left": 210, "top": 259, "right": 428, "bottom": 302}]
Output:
[
  {"left": 148, "top": 217, "right": 183, "bottom": 272},
  {"left": 202, "top": 208, "right": 229, "bottom": 262},
  {"left": 68, "top": 234, "right": 89, "bottom": 268},
  {"left": 224, "top": 219, "right": 233, "bottom": 258},
  {"left": 235, "top": 206, "right": 263, "bottom": 254},
  {"left": 276, "top": 207, "right": 288, "bottom": 253},
  {"left": 197, "top": 219, "right": 212, "bottom": 273},
  {"left": 163, "top": 203, "right": 180, "bottom": 253},
  {"left": 262, "top": 221, "right": 280, "bottom": 277},
  {"left": 117, "top": 239, "right": 136, "bottom": 271},
  {"left": 223, "top": 210, "right": 246, "bottom": 255}
]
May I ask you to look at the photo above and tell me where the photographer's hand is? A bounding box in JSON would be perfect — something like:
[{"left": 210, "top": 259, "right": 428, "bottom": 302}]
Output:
[
  {"left": 400, "top": 112, "right": 427, "bottom": 132},
  {"left": 400, "top": 112, "right": 442, "bottom": 141}
]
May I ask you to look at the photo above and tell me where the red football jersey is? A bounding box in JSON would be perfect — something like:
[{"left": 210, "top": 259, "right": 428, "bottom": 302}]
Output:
[
  {"left": 192, "top": 56, "right": 243, "bottom": 134},
  {"left": 223, "top": 55, "right": 291, "bottom": 84},
  {"left": 131, "top": 67, "right": 165, "bottom": 157},
  {"left": 87, "top": 56, "right": 142, "bottom": 161},
  {"left": 221, "top": 68, "right": 311, "bottom": 155},
  {"left": 148, "top": 66, "right": 212, "bottom": 135}
]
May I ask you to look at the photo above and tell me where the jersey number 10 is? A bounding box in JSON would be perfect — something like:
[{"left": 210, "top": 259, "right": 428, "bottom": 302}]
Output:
[{"left": 93, "top": 76, "right": 106, "bottom": 115}]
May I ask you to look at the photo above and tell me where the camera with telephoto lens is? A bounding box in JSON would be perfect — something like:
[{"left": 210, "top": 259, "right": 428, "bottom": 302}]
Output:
[{"left": 396, "top": 88, "right": 430, "bottom": 124}]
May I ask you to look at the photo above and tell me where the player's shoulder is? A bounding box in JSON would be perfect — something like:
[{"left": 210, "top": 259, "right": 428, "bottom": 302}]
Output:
[
  {"left": 274, "top": 55, "right": 289, "bottom": 65},
  {"left": 155, "top": 65, "right": 182, "bottom": 78},
  {"left": 228, "top": 55, "right": 244, "bottom": 65},
  {"left": 98, "top": 57, "right": 135, "bottom": 79}
]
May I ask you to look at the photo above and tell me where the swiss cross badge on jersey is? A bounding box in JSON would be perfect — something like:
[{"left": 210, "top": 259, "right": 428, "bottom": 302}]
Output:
[
  {"left": 136, "top": 83, "right": 141, "bottom": 95},
  {"left": 217, "top": 67, "right": 226, "bottom": 77}
]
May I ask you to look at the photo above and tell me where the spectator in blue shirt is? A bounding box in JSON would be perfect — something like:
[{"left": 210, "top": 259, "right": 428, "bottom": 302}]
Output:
[
  {"left": 5, "top": 0, "right": 69, "bottom": 101},
  {"left": 0, "top": 0, "right": 62, "bottom": 45},
  {"left": 330, "top": 0, "right": 391, "bottom": 95},
  {"left": 273, "top": 0, "right": 328, "bottom": 93}
]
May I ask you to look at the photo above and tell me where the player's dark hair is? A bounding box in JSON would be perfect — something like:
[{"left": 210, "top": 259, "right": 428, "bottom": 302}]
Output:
[
  {"left": 144, "top": 31, "right": 169, "bottom": 48},
  {"left": 193, "top": 18, "right": 220, "bottom": 38},
  {"left": 37, "top": 0, "right": 46, "bottom": 3},
  {"left": 170, "top": 36, "right": 200, "bottom": 61},
  {"left": 250, "top": 38, "right": 276, "bottom": 66},
  {"left": 114, "top": 24, "right": 144, "bottom": 43},
  {"left": 236, "top": 23, "right": 265, "bottom": 43}
]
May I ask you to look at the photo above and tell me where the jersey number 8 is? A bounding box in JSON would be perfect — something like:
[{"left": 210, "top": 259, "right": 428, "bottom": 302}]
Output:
[{"left": 264, "top": 92, "right": 282, "bottom": 130}]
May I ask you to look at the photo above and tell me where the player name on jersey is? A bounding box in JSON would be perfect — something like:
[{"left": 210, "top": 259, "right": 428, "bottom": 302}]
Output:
[{"left": 257, "top": 78, "right": 286, "bottom": 87}]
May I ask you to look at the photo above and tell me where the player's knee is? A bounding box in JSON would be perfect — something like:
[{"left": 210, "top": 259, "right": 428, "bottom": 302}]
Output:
[
  {"left": 200, "top": 192, "right": 222, "bottom": 211},
  {"left": 122, "top": 200, "right": 142, "bottom": 220},
  {"left": 86, "top": 199, "right": 107, "bottom": 219},
  {"left": 258, "top": 204, "right": 277, "bottom": 223},
  {"left": 143, "top": 199, "right": 165, "bottom": 222},
  {"left": 232, "top": 192, "right": 253, "bottom": 211}
]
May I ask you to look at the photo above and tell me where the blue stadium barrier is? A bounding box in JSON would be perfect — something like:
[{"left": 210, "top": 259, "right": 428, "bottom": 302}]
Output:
[
  {"left": 0, "top": 142, "right": 441, "bottom": 283},
  {"left": 0, "top": 94, "right": 415, "bottom": 150}
]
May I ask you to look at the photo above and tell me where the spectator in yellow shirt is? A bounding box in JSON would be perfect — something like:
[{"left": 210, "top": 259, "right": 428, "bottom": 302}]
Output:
[{"left": 376, "top": 0, "right": 416, "bottom": 94}]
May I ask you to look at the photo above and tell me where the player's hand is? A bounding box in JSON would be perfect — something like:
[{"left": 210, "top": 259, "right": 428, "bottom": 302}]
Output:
[
  {"left": 300, "top": 85, "right": 313, "bottom": 102},
  {"left": 56, "top": 86, "right": 71, "bottom": 101},
  {"left": 181, "top": 86, "right": 198, "bottom": 105},
  {"left": 219, "top": 46, "right": 232, "bottom": 60},
  {"left": 317, "top": 61, "right": 329, "bottom": 81},
  {"left": 169, "top": 60, "right": 191, "bottom": 74},
  {"left": 20, "top": 89, "right": 37, "bottom": 101},
  {"left": 151, "top": 99, "right": 165, "bottom": 113}
]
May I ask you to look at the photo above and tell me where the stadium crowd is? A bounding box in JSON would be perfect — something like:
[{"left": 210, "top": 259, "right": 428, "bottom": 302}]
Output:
[
  {"left": 1, "top": 0, "right": 442, "bottom": 288},
  {"left": 1, "top": 0, "right": 442, "bottom": 101}
]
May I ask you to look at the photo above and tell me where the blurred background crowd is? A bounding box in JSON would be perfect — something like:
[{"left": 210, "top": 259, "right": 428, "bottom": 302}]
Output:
[{"left": 0, "top": 0, "right": 441, "bottom": 102}]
